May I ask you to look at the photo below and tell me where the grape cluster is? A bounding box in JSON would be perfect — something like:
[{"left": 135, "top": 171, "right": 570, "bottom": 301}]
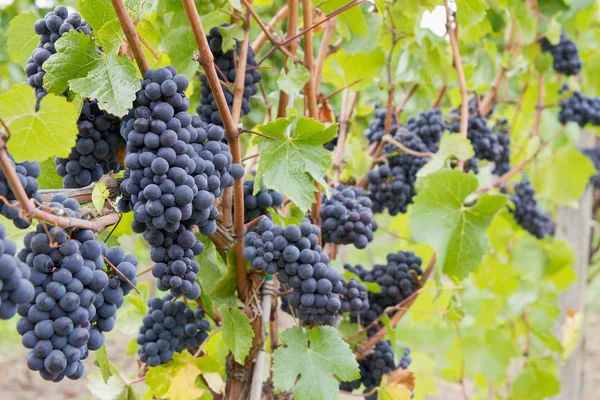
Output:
[
  {"left": 492, "top": 118, "right": 511, "bottom": 175},
  {"left": 16, "top": 195, "right": 135, "bottom": 381},
  {"left": 26, "top": 6, "right": 90, "bottom": 100},
  {"left": 0, "top": 224, "right": 35, "bottom": 319},
  {"left": 509, "top": 179, "right": 555, "bottom": 239},
  {"left": 55, "top": 102, "right": 124, "bottom": 188},
  {"left": 321, "top": 186, "right": 376, "bottom": 249},
  {"left": 540, "top": 33, "right": 582, "bottom": 76},
  {"left": 243, "top": 179, "right": 284, "bottom": 223},
  {"left": 339, "top": 341, "right": 400, "bottom": 399},
  {"left": 363, "top": 105, "right": 398, "bottom": 144},
  {"left": 339, "top": 278, "right": 369, "bottom": 316},
  {"left": 367, "top": 133, "right": 429, "bottom": 215},
  {"left": 399, "top": 347, "right": 412, "bottom": 369},
  {"left": 0, "top": 156, "right": 41, "bottom": 229},
  {"left": 448, "top": 115, "right": 511, "bottom": 175},
  {"left": 583, "top": 145, "right": 600, "bottom": 189},
  {"left": 404, "top": 108, "right": 445, "bottom": 149},
  {"left": 197, "top": 25, "right": 262, "bottom": 126},
  {"left": 243, "top": 218, "right": 343, "bottom": 325},
  {"left": 120, "top": 66, "right": 240, "bottom": 299},
  {"left": 558, "top": 90, "right": 600, "bottom": 127},
  {"left": 137, "top": 295, "right": 210, "bottom": 367},
  {"left": 345, "top": 252, "right": 423, "bottom": 331}
]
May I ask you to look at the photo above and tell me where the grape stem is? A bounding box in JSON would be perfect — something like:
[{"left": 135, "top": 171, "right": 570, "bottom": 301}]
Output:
[
  {"left": 276, "top": 0, "right": 299, "bottom": 118},
  {"left": 0, "top": 139, "right": 120, "bottom": 232},
  {"left": 354, "top": 253, "right": 436, "bottom": 360},
  {"left": 245, "top": 215, "right": 267, "bottom": 230},
  {"left": 532, "top": 73, "right": 544, "bottom": 137},
  {"left": 243, "top": 0, "right": 300, "bottom": 63},
  {"left": 381, "top": 135, "right": 434, "bottom": 158},
  {"left": 195, "top": 297, "right": 222, "bottom": 325},
  {"left": 111, "top": 0, "right": 150, "bottom": 73},
  {"left": 241, "top": 129, "right": 278, "bottom": 141},
  {"left": 137, "top": 32, "right": 159, "bottom": 60},
  {"left": 314, "top": 17, "right": 337, "bottom": 91},
  {"left": 432, "top": 85, "right": 448, "bottom": 108},
  {"left": 394, "top": 83, "right": 420, "bottom": 123},
  {"left": 279, "top": 0, "right": 367, "bottom": 47},
  {"left": 38, "top": 175, "right": 122, "bottom": 203},
  {"left": 444, "top": 0, "right": 468, "bottom": 171},
  {"left": 102, "top": 255, "right": 140, "bottom": 294},
  {"left": 251, "top": 4, "right": 289, "bottom": 53}
]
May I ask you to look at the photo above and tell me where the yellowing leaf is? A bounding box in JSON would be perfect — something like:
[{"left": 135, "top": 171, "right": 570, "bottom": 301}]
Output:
[
  {"left": 0, "top": 84, "right": 79, "bottom": 162},
  {"left": 92, "top": 182, "right": 109, "bottom": 213},
  {"left": 560, "top": 310, "right": 582, "bottom": 363}
]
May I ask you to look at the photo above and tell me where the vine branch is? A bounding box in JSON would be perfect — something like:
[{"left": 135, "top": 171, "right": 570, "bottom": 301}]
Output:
[
  {"left": 111, "top": 0, "right": 149, "bottom": 73},
  {"left": 251, "top": 4, "right": 289, "bottom": 53}
]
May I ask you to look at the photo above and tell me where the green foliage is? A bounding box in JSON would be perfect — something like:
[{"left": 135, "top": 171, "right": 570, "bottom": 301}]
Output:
[
  {"left": 219, "top": 305, "right": 254, "bottom": 364},
  {"left": 272, "top": 326, "right": 359, "bottom": 400},
  {"left": 0, "top": 84, "right": 79, "bottom": 161},
  {"left": 277, "top": 59, "right": 310, "bottom": 95},
  {"left": 7, "top": 11, "right": 39, "bottom": 67},
  {"left": 254, "top": 116, "right": 337, "bottom": 212},
  {"left": 410, "top": 170, "right": 507, "bottom": 280}
]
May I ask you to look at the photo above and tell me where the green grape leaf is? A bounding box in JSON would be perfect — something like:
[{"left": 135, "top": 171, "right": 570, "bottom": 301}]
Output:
[
  {"left": 145, "top": 351, "right": 219, "bottom": 400},
  {"left": 218, "top": 24, "right": 245, "bottom": 52},
  {"left": 37, "top": 158, "right": 63, "bottom": 189},
  {"left": 277, "top": 58, "right": 310, "bottom": 95},
  {"left": 79, "top": 0, "right": 124, "bottom": 52},
  {"left": 454, "top": 0, "right": 487, "bottom": 26},
  {"left": 92, "top": 182, "right": 109, "bottom": 214},
  {"left": 93, "top": 345, "right": 113, "bottom": 383},
  {"left": 254, "top": 116, "right": 336, "bottom": 212},
  {"left": 409, "top": 170, "right": 507, "bottom": 280},
  {"left": 164, "top": 27, "right": 198, "bottom": 79},
  {"left": 79, "top": 0, "right": 118, "bottom": 30},
  {"left": 43, "top": 31, "right": 98, "bottom": 95},
  {"left": 70, "top": 52, "right": 140, "bottom": 117},
  {"left": 417, "top": 133, "right": 474, "bottom": 177},
  {"left": 320, "top": 0, "right": 367, "bottom": 38},
  {"left": 272, "top": 326, "right": 359, "bottom": 400},
  {"left": 0, "top": 84, "right": 79, "bottom": 162},
  {"left": 535, "top": 52, "right": 553, "bottom": 73},
  {"left": 510, "top": 360, "right": 560, "bottom": 399},
  {"left": 219, "top": 306, "right": 254, "bottom": 364},
  {"left": 324, "top": 49, "right": 386, "bottom": 91},
  {"left": 96, "top": 19, "right": 126, "bottom": 53},
  {"left": 533, "top": 146, "right": 595, "bottom": 206},
  {"left": 7, "top": 11, "right": 40, "bottom": 67}
]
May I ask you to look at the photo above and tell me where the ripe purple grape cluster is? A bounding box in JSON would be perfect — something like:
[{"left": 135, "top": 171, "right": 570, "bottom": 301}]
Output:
[
  {"left": 55, "top": 102, "right": 124, "bottom": 188},
  {"left": 244, "top": 218, "right": 343, "bottom": 325},
  {"left": 340, "top": 340, "right": 410, "bottom": 399},
  {"left": 404, "top": 108, "right": 445, "bottom": 149},
  {"left": 540, "top": 33, "right": 582, "bottom": 76},
  {"left": 26, "top": 8, "right": 126, "bottom": 189},
  {"left": 339, "top": 278, "right": 369, "bottom": 316},
  {"left": 137, "top": 295, "right": 210, "bottom": 367},
  {"left": 0, "top": 223, "right": 35, "bottom": 320},
  {"left": 0, "top": 156, "right": 41, "bottom": 229},
  {"left": 509, "top": 179, "right": 555, "bottom": 239},
  {"left": 26, "top": 6, "right": 91, "bottom": 100},
  {"left": 492, "top": 118, "right": 511, "bottom": 175},
  {"left": 16, "top": 195, "right": 137, "bottom": 381},
  {"left": 119, "top": 66, "right": 241, "bottom": 299},
  {"left": 583, "top": 145, "right": 600, "bottom": 189},
  {"left": 197, "top": 25, "right": 262, "bottom": 126},
  {"left": 243, "top": 179, "right": 284, "bottom": 223},
  {"left": 321, "top": 186, "right": 376, "bottom": 249},
  {"left": 558, "top": 90, "right": 600, "bottom": 127},
  {"left": 363, "top": 105, "right": 398, "bottom": 144},
  {"left": 368, "top": 133, "right": 429, "bottom": 215}
]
